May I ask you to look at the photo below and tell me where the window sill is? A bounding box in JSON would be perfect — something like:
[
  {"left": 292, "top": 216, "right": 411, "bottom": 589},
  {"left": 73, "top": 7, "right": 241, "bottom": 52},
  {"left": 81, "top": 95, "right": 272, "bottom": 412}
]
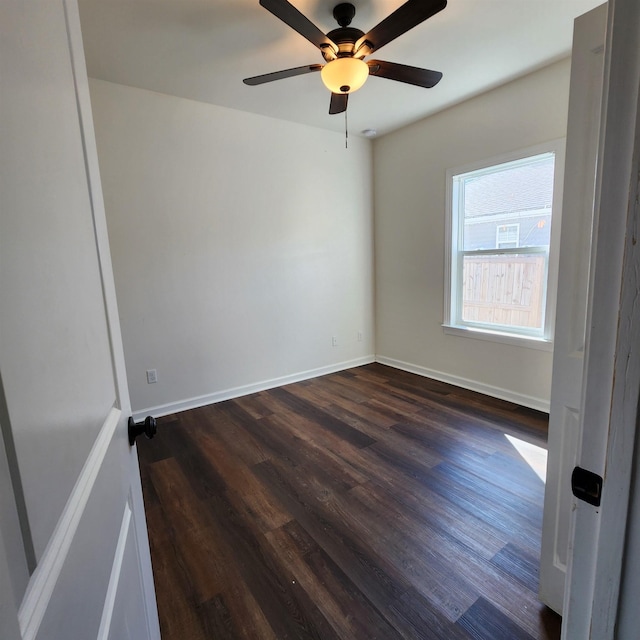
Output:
[{"left": 442, "top": 324, "right": 554, "bottom": 351}]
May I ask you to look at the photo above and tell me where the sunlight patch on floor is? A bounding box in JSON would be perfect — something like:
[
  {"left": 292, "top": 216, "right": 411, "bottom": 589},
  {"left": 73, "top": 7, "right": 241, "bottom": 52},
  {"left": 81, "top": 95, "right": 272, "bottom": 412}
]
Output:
[{"left": 504, "top": 434, "right": 548, "bottom": 483}]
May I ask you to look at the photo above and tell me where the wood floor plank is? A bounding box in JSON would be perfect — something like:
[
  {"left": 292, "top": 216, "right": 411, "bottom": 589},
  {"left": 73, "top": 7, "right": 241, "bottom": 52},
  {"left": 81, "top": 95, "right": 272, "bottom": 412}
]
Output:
[
  {"left": 148, "top": 457, "right": 212, "bottom": 533},
  {"left": 350, "top": 481, "right": 508, "bottom": 562},
  {"left": 434, "top": 460, "right": 544, "bottom": 526},
  {"left": 265, "top": 522, "right": 404, "bottom": 640},
  {"left": 215, "top": 578, "right": 280, "bottom": 640},
  {"left": 213, "top": 402, "right": 306, "bottom": 469},
  {"left": 473, "top": 450, "right": 547, "bottom": 506},
  {"left": 308, "top": 374, "right": 375, "bottom": 405},
  {"left": 457, "top": 597, "right": 536, "bottom": 640},
  {"left": 138, "top": 363, "right": 560, "bottom": 640},
  {"left": 151, "top": 458, "right": 281, "bottom": 639},
  {"left": 282, "top": 380, "right": 337, "bottom": 408},
  {"left": 397, "top": 410, "right": 505, "bottom": 458},
  {"left": 426, "top": 462, "right": 543, "bottom": 556},
  {"left": 177, "top": 459, "right": 340, "bottom": 638},
  {"left": 147, "top": 459, "right": 235, "bottom": 602},
  {"left": 252, "top": 458, "right": 411, "bottom": 606},
  {"left": 323, "top": 482, "right": 480, "bottom": 621},
  {"left": 146, "top": 527, "right": 208, "bottom": 640},
  {"left": 267, "top": 387, "right": 378, "bottom": 448},
  {"left": 344, "top": 481, "right": 544, "bottom": 634},
  {"left": 303, "top": 545, "right": 406, "bottom": 640},
  {"left": 143, "top": 473, "right": 270, "bottom": 638},
  {"left": 376, "top": 373, "right": 546, "bottom": 447},
  {"left": 232, "top": 391, "right": 275, "bottom": 419},
  {"left": 198, "top": 595, "right": 241, "bottom": 640},
  {"left": 260, "top": 412, "right": 370, "bottom": 488},
  {"left": 327, "top": 393, "right": 400, "bottom": 429},
  {"left": 185, "top": 426, "right": 292, "bottom": 532},
  {"left": 327, "top": 373, "right": 429, "bottom": 416},
  {"left": 491, "top": 543, "right": 541, "bottom": 592},
  {"left": 196, "top": 404, "right": 272, "bottom": 467},
  {"left": 321, "top": 399, "right": 399, "bottom": 436},
  {"left": 388, "top": 587, "right": 474, "bottom": 640}
]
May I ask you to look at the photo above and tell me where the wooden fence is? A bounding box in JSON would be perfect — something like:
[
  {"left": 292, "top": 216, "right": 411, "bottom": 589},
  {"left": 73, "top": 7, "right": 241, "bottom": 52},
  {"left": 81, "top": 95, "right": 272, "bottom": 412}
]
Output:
[{"left": 462, "top": 254, "right": 546, "bottom": 329}]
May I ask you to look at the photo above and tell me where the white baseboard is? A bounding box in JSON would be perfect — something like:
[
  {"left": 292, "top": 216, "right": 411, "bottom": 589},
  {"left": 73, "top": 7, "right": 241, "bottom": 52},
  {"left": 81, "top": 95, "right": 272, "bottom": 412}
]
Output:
[
  {"left": 132, "top": 355, "right": 376, "bottom": 421},
  {"left": 375, "top": 356, "right": 550, "bottom": 413},
  {"left": 133, "top": 353, "right": 549, "bottom": 421}
]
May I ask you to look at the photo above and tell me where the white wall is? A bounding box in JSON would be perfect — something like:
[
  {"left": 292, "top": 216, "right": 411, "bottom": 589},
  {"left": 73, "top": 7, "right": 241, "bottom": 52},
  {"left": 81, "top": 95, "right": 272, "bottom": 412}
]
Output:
[
  {"left": 89, "top": 80, "right": 374, "bottom": 416},
  {"left": 373, "top": 59, "right": 572, "bottom": 411}
]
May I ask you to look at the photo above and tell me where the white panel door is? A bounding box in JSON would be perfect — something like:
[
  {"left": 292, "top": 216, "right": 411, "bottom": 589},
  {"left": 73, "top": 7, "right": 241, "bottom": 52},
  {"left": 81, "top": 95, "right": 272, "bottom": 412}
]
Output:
[
  {"left": 539, "top": 4, "right": 606, "bottom": 615},
  {"left": 562, "top": 0, "right": 640, "bottom": 636},
  {"left": 0, "top": 1, "right": 160, "bottom": 639}
]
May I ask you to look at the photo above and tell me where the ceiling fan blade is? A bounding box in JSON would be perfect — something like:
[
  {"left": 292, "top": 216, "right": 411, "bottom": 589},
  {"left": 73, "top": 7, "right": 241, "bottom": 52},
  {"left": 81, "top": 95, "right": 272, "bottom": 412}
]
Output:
[
  {"left": 355, "top": 0, "right": 447, "bottom": 55},
  {"left": 367, "top": 60, "right": 442, "bottom": 88},
  {"left": 329, "top": 92, "right": 348, "bottom": 115},
  {"left": 260, "top": 0, "right": 338, "bottom": 55},
  {"left": 243, "top": 64, "right": 323, "bottom": 86}
]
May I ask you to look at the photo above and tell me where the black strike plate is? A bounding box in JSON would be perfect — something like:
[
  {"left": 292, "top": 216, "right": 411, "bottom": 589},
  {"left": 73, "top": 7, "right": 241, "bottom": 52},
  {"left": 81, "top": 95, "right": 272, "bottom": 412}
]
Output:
[{"left": 571, "top": 466, "right": 603, "bottom": 507}]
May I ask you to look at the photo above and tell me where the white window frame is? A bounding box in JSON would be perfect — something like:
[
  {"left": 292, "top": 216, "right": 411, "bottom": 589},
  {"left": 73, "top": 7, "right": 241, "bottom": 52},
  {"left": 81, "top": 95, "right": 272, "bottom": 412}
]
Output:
[{"left": 443, "top": 139, "right": 565, "bottom": 350}]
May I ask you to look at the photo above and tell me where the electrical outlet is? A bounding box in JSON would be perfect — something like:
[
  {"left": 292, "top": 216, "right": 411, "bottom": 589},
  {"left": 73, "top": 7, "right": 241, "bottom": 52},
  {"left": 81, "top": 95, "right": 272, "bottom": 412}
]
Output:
[
  {"left": 357, "top": 331, "right": 363, "bottom": 342},
  {"left": 332, "top": 336, "right": 338, "bottom": 347},
  {"left": 146, "top": 369, "right": 158, "bottom": 384}
]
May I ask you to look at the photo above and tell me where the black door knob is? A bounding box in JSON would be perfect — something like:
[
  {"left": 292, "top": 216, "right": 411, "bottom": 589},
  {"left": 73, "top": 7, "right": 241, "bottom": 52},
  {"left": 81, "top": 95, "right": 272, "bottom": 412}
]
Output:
[{"left": 128, "top": 416, "right": 157, "bottom": 446}]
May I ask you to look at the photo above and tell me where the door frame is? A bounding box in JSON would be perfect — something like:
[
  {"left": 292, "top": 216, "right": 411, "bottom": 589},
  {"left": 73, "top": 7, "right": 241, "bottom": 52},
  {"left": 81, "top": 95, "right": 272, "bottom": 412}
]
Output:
[{"left": 563, "top": 0, "right": 640, "bottom": 637}]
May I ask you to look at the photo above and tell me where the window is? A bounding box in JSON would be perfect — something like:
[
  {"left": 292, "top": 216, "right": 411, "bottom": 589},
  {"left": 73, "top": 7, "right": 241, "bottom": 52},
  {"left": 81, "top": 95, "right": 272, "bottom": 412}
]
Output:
[
  {"left": 496, "top": 223, "right": 520, "bottom": 249},
  {"left": 444, "top": 142, "right": 564, "bottom": 347}
]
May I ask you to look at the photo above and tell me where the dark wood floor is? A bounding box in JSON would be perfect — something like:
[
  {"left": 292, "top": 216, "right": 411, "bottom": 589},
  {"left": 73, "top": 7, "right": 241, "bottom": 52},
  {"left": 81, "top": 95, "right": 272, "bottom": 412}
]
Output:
[{"left": 137, "top": 363, "right": 561, "bottom": 640}]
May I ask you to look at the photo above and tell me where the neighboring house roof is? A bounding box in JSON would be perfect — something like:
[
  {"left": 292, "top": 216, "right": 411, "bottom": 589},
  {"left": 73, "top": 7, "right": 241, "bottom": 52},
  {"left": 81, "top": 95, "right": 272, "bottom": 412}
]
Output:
[{"left": 464, "top": 158, "right": 554, "bottom": 218}]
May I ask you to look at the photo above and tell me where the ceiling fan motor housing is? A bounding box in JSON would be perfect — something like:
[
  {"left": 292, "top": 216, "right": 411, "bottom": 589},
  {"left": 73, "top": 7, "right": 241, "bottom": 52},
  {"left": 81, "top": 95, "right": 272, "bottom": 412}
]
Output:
[
  {"left": 321, "top": 3, "right": 367, "bottom": 61},
  {"left": 325, "top": 27, "right": 365, "bottom": 59}
]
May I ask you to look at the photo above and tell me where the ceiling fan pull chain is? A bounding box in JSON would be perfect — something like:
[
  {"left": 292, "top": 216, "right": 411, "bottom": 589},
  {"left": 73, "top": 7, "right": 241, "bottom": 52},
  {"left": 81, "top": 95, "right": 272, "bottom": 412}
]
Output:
[{"left": 345, "top": 108, "right": 348, "bottom": 149}]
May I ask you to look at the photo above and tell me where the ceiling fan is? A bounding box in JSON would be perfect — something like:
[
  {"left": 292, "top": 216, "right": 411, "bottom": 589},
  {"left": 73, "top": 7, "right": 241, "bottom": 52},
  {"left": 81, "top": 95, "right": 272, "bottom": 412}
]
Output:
[{"left": 244, "top": 0, "right": 447, "bottom": 115}]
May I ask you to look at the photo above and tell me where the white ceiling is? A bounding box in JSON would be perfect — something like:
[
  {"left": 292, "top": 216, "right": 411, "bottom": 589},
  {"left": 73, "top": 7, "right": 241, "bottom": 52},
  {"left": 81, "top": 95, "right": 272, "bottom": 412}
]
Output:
[{"left": 77, "top": 0, "right": 603, "bottom": 138}]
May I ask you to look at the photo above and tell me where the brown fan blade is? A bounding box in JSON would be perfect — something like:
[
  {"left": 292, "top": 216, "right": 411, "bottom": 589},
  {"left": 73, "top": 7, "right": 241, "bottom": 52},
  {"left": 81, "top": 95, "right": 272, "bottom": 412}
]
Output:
[
  {"left": 260, "top": 0, "right": 338, "bottom": 55},
  {"left": 329, "top": 92, "right": 348, "bottom": 115},
  {"left": 367, "top": 60, "right": 442, "bottom": 88},
  {"left": 355, "top": 0, "right": 446, "bottom": 56},
  {"left": 243, "top": 64, "right": 323, "bottom": 86}
]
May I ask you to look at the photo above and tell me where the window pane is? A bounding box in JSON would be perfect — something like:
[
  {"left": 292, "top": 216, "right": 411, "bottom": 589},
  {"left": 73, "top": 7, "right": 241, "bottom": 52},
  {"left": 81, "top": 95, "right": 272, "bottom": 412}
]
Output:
[
  {"left": 461, "top": 253, "right": 546, "bottom": 331},
  {"left": 462, "top": 155, "right": 554, "bottom": 251}
]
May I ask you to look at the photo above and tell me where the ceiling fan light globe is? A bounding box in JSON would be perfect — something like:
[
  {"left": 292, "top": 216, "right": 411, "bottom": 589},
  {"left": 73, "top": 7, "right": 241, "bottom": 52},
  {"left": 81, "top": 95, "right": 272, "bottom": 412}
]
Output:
[{"left": 321, "top": 57, "right": 368, "bottom": 94}]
